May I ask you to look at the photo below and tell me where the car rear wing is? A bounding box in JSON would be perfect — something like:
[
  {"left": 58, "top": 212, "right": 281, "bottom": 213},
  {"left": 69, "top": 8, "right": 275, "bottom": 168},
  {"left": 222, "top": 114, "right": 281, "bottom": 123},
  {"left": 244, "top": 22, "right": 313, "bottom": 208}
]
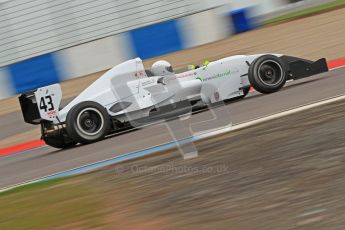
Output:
[{"left": 18, "top": 84, "right": 62, "bottom": 124}]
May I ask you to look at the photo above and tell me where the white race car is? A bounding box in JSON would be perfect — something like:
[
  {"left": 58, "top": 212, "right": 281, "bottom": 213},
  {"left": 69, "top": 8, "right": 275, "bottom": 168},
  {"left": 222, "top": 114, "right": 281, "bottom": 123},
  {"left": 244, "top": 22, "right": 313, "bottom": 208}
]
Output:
[{"left": 19, "top": 54, "right": 328, "bottom": 148}]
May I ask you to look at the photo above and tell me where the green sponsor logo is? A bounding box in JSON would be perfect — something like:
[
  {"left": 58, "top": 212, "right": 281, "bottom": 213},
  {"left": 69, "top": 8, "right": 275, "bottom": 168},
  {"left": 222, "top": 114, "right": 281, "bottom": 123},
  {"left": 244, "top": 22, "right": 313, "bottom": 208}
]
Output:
[{"left": 200, "top": 70, "right": 232, "bottom": 82}]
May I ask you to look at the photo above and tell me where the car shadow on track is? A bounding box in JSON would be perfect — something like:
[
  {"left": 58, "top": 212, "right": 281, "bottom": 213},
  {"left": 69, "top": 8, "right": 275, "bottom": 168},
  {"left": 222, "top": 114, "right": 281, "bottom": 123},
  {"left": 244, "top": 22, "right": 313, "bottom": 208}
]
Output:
[{"left": 242, "top": 77, "right": 324, "bottom": 101}]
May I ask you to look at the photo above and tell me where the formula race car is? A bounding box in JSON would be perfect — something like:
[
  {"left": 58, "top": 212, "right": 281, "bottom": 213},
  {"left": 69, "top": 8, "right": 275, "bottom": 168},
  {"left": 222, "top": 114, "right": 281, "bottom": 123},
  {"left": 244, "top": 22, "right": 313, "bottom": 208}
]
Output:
[{"left": 19, "top": 54, "right": 328, "bottom": 148}]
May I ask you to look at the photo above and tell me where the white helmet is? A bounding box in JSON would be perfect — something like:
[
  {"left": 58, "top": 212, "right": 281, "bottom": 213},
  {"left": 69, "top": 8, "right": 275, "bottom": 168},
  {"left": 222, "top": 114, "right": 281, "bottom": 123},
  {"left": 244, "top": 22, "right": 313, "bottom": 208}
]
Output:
[{"left": 151, "top": 60, "right": 174, "bottom": 76}]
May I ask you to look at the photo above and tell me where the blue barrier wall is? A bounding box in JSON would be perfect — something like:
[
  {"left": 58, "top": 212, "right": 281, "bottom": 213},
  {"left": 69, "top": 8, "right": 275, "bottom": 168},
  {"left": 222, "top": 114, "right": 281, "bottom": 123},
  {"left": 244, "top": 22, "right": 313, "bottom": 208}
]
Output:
[
  {"left": 129, "top": 20, "right": 183, "bottom": 60},
  {"left": 1, "top": 8, "right": 254, "bottom": 99},
  {"left": 8, "top": 54, "right": 61, "bottom": 94},
  {"left": 230, "top": 8, "right": 254, "bottom": 33}
]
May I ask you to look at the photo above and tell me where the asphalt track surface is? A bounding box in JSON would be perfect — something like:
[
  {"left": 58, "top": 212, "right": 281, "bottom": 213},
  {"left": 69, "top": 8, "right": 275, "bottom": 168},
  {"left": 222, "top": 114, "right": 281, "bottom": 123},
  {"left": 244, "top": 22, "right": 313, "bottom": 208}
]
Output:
[{"left": 0, "top": 67, "right": 345, "bottom": 188}]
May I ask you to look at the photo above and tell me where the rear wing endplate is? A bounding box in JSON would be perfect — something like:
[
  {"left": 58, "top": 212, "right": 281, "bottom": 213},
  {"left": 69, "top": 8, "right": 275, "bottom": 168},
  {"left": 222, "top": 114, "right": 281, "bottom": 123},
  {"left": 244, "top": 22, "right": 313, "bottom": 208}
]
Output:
[{"left": 19, "top": 84, "right": 62, "bottom": 124}]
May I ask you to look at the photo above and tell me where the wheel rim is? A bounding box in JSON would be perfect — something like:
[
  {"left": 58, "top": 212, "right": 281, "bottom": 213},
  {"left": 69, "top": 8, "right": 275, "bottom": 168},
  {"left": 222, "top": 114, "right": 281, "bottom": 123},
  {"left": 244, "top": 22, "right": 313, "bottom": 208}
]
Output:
[
  {"left": 257, "top": 60, "right": 284, "bottom": 87},
  {"left": 76, "top": 108, "right": 104, "bottom": 136}
]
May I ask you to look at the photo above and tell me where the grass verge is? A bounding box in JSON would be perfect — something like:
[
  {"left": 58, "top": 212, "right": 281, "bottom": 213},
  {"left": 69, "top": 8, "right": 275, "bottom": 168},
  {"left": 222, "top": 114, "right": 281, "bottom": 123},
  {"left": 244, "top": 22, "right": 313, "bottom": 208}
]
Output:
[
  {"left": 265, "top": 0, "right": 345, "bottom": 25},
  {"left": 0, "top": 177, "right": 103, "bottom": 230}
]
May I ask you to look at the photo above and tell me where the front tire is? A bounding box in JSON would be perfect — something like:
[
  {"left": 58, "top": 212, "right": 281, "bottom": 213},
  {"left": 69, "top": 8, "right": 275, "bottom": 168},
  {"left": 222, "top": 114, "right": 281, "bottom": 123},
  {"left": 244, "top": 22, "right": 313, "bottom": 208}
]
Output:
[
  {"left": 248, "top": 55, "right": 287, "bottom": 94},
  {"left": 65, "top": 101, "right": 110, "bottom": 144}
]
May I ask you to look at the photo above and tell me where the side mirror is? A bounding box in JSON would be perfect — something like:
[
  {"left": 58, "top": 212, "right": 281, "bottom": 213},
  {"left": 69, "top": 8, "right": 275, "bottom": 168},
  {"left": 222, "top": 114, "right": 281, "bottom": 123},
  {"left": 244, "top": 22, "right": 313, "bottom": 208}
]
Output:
[
  {"left": 202, "top": 60, "right": 210, "bottom": 70},
  {"left": 187, "top": 65, "right": 195, "bottom": 71}
]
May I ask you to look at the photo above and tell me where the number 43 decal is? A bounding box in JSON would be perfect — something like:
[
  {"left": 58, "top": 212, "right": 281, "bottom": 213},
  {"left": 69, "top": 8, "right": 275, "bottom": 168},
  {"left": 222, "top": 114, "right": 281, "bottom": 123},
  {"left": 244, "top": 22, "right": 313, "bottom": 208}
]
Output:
[{"left": 39, "top": 96, "right": 55, "bottom": 112}]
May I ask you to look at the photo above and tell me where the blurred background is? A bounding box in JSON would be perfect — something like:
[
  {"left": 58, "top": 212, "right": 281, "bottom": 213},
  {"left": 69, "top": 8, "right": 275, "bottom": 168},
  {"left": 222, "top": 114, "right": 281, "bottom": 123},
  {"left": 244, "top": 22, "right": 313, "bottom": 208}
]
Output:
[
  {"left": 0, "top": 0, "right": 341, "bottom": 99},
  {"left": 1, "top": 1, "right": 345, "bottom": 229}
]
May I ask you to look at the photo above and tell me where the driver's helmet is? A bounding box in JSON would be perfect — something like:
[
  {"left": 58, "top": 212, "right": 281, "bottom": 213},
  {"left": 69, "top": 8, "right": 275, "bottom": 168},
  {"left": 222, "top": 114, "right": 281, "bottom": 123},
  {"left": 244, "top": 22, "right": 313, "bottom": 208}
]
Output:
[{"left": 151, "top": 60, "right": 174, "bottom": 76}]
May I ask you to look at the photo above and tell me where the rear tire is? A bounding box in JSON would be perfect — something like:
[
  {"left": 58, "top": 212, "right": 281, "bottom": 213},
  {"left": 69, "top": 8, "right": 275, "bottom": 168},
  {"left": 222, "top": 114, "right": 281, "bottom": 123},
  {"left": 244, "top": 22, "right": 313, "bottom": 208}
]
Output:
[
  {"left": 248, "top": 55, "right": 287, "bottom": 94},
  {"left": 65, "top": 101, "right": 110, "bottom": 144}
]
